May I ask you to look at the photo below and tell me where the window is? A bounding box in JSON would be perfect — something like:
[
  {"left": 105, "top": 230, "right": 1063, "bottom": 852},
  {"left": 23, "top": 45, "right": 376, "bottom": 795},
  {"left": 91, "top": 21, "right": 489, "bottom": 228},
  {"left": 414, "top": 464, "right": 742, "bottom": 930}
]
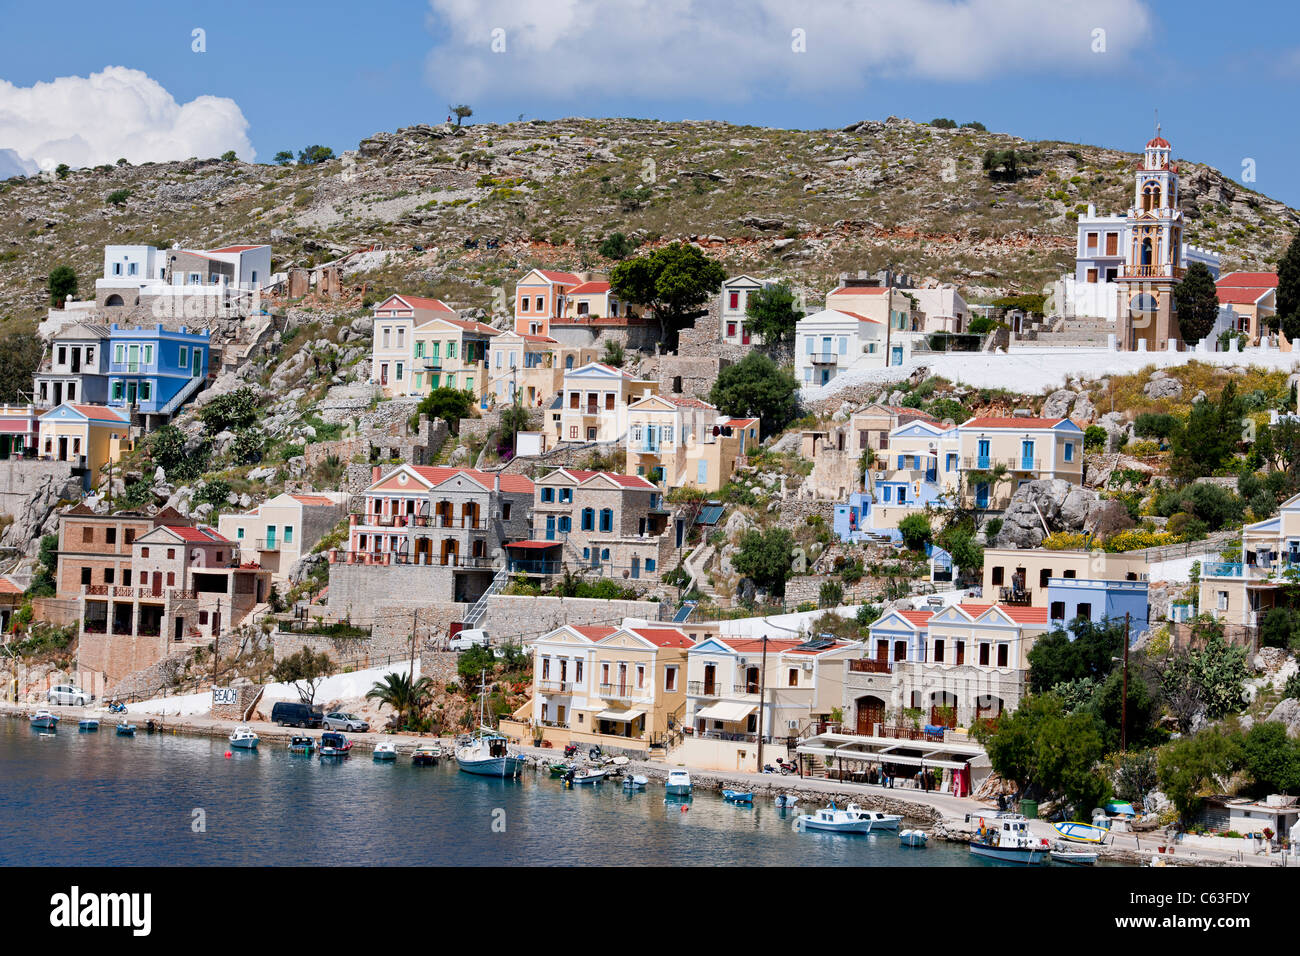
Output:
[
  {"left": 81, "top": 568, "right": 91, "bottom": 585},
  {"left": 1217, "top": 591, "right": 1228, "bottom": 611},
  {"left": 664, "top": 666, "right": 677, "bottom": 691},
  {"left": 140, "top": 382, "right": 151, "bottom": 402},
  {"left": 787, "top": 668, "right": 798, "bottom": 687},
  {"left": 979, "top": 643, "right": 990, "bottom": 666},
  {"left": 502, "top": 503, "right": 512, "bottom": 520},
  {"left": 934, "top": 639, "right": 945, "bottom": 663},
  {"left": 559, "top": 488, "right": 573, "bottom": 503},
  {"left": 82, "top": 527, "right": 94, "bottom": 544},
  {"left": 1076, "top": 602, "right": 1091, "bottom": 620},
  {"left": 167, "top": 548, "right": 175, "bottom": 559},
  {"left": 141, "top": 547, "right": 149, "bottom": 558},
  {"left": 541, "top": 487, "right": 555, "bottom": 503},
  {"left": 143, "top": 345, "right": 153, "bottom": 365},
  {"left": 636, "top": 665, "right": 645, "bottom": 689},
  {"left": 284, "top": 527, "right": 294, "bottom": 544},
  {"left": 114, "top": 344, "right": 124, "bottom": 364},
  {"left": 103, "top": 568, "right": 114, "bottom": 584},
  {"left": 697, "top": 460, "right": 707, "bottom": 485},
  {"left": 179, "top": 346, "right": 189, "bottom": 368},
  {"left": 106, "top": 528, "right": 116, "bottom": 545},
  {"left": 1039, "top": 568, "right": 1052, "bottom": 588},
  {"left": 646, "top": 558, "right": 656, "bottom": 572},
  {"left": 997, "top": 644, "right": 1009, "bottom": 668},
  {"left": 1050, "top": 601, "right": 1066, "bottom": 621},
  {"left": 535, "top": 296, "right": 544, "bottom": 312},
  {"left": 1064, "top": 442, "right": 1075, "bottom": 463},
  {"left": 599, "top": 509, "right": 613, "bottom": 533},
  {"left": 122, "top": 570, "right": 131, "bottom": 586},
  {"left": 166, "top": 572, "right": 175, "bottom": 587},
  {"left": 558, "top": 516, "right": 571, "bottom": 533},
  {"left": 729, "top": 292, "right": 739, "bottom": 310},
  {"left": 396, "top": 362, "right": 404, "bottom": 381}
]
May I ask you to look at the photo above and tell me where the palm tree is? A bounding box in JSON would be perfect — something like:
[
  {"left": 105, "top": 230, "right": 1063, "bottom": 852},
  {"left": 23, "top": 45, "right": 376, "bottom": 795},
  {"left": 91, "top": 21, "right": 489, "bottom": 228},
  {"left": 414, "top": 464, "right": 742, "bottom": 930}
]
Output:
[{"left": 366, "top": 671, "right": 436, "bottom": 730}]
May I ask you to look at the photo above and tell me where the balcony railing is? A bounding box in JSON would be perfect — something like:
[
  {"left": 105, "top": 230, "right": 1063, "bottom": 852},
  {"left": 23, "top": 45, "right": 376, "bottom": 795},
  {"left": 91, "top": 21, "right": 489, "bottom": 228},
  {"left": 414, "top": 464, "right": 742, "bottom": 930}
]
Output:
[
  {"left": 537, "top": 680, "right": 575, "bottom": 694},
  {"left": 330, "top": 551, "right": 495, "bottom": 569},
  {"left": 809, "top": 352, "right": 838, "bottom": 364},
  {"left": 508, "top": 559, "right": 563, "bottom": 575},
  {"left": 848, "top": 658, "right": 892, "bottom": 674},
  {"left": 1017, "top": 458, "right": 1041, "bottom": 471},
  {"left": 687, "top": 681, "right": 722, "bottom": 696},
  {"left": 999, "top": 587, "right": 1033, "bottom": 606},
  {"left": 356, "top": 513, "right": 485, "bottom": 530},
  {"left": 1202, "top": 562, "right": 1243, "bottom": 578},
  {"left": 255, "top": 539, "right": 280, "bottom": 551},
  {"left": 599, "top": 683, "right": 644, "bottom": 700}
]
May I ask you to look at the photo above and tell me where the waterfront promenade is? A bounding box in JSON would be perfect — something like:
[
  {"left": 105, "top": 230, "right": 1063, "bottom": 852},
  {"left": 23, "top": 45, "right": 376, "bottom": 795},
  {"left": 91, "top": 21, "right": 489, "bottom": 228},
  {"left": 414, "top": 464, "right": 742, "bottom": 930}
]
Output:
[{"left": 2, "top": 702, "right": 1284, "bottom": 867}]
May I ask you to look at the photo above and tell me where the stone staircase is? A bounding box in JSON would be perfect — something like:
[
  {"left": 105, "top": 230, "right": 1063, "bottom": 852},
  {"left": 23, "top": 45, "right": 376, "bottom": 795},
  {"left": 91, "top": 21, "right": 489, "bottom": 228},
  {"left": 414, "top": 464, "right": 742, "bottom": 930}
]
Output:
[{"left": 1016, "top": 314, "right": 1114, "bottom": 348}]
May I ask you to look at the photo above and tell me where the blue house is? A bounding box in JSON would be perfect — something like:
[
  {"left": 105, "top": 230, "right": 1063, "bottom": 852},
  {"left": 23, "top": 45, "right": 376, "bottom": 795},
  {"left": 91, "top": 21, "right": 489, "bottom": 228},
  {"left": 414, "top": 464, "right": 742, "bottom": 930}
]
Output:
[
  {"left": 106, "top": 324, "right": 210, "bottom": 422},
  {"left": 1046, "top": 577, "right": 1149, "bottom": 640}
]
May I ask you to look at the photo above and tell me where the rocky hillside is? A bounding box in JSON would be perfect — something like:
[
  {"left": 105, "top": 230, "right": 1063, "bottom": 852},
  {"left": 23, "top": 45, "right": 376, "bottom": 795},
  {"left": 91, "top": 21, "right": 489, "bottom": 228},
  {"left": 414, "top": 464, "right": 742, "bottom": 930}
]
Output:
[{"left": 3, "top": 115, "right": 1297, "bottom": 328}]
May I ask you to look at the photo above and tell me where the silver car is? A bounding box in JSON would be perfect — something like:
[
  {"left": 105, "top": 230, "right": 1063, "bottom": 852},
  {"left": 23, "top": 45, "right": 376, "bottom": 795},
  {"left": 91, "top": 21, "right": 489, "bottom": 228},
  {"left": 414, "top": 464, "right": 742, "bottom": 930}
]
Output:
[
  {"left": 323, "top": 712, "right": 369, "bottom": 732},
  {"left": 47, "top": 684, "right": 94, "bottom": 706}
]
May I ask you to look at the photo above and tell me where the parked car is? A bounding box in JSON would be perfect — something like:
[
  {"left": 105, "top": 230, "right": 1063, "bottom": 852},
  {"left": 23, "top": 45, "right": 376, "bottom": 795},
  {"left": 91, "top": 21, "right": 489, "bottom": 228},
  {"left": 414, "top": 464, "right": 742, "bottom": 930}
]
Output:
[
  {"left": 448, "top": 628, "right": 489, "bottom": 652},
  {"left": 323, "top": 712, "right": 370, "bottom": 732},
  {"left": 47, "top": 684, "right": 94, "bottom": 706},
  {"left": 270, "top": 702, "right": 324, "bottom": 728}
]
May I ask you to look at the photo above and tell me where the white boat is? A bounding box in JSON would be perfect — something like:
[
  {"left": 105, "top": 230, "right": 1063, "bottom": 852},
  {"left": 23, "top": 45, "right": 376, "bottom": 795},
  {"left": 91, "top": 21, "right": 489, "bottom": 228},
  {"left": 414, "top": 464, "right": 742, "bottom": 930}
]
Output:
[
  {"left": 570, "top": 768, "right": 606, "bottom": 785},
  {"left": 844, "top": 804, "right": 903, "bottom": 830},
  {"left": 455, "top": 671, "right": 525, "bottom": 778},
  {"left": 623, "top": 774, "right": 648, "bottom": 789},
  {"left": 373, "top": 742, "right": 398, "bottom": 761},
  {"left": 665, "top": 769, "right": 692, "bottom": 795},
  {"left": 29, "top": 710, "right": 59, "bottom": 729},
  {"left": 1054, "top": 821, "right": 1109, "bottom": 844},
  {"left": 773, "top": 794, "right": 798, "bottom": 809},
  {"left": 78, "top": 718, "right": 100, "bottom": 732},
  {"left": 899, "top": 829, "right": 929, "bottom": 847},
  {"left": 228, "top": 726, "right": 259, "bottom": 749},
  {"left": 796, "top": 803, "right": 875, "bottom": 834},
  {"left": 969, "top": 815, "right": 1050, "bottom": 865},
  {"left": 1051, "top": 846, "right": 1099, "bottom": 865}
]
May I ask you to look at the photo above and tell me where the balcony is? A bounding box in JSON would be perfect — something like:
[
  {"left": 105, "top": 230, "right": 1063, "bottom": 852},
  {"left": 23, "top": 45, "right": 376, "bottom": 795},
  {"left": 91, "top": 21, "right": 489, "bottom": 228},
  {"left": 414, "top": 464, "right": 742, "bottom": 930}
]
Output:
[
  {"left": 1017, "top": 458, "right": 1041, "bottom": 472},
  {"left": 809, "top": 352, "right": 838, "bottom": 365},
  {"left": 1120, "top": 264, "right": 1183, "bottom": 280},
  {"left": 687, "top": 681, "right": 722, "bottom": 697},
  {"left": 255, "top": 539, "right": 280, "bottom": 551},
  {"left": 419, "top": 356, "right": 443, "bottom": 370},
  {"left": 999, "top": 586, "right": 1033, "bottom": 606},
  {"left": 599, "top": 683, "right": 644, "bottom": 701},
  {"left": 537, "top": 680, "right": 575, "bottom": 694},
  {"left": 1202, "top": 562, "right": 1243, "bottom": 579},
  {"left": 848, "top": 658, "right": 892, "bottom": 674}
]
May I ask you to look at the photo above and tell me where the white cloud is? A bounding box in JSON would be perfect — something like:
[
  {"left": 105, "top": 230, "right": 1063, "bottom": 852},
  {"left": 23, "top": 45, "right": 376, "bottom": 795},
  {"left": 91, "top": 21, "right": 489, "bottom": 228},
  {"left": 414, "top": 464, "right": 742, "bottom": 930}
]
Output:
[
  {"left": 0, "top": 66, "right": 254, "bottom": 172},
  {"left": 425, "top": 0, "right": 1153, "bottom": 101}
]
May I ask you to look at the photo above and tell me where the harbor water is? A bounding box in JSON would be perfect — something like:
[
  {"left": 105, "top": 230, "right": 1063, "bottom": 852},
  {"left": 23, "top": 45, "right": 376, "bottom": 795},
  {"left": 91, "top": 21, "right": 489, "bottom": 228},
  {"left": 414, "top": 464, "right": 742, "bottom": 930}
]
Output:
[{"left": 4, "top": 719, "right": 994, "bottom": 866}]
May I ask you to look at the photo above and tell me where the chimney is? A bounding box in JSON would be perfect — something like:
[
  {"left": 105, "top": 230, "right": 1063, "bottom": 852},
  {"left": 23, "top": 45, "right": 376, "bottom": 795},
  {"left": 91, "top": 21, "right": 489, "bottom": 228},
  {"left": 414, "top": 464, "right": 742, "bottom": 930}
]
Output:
[
  {"left": 372, "top": 465, "right": 381, "bottom": 482},
  {"left": 494, "top": 472, "right": 501, "bottom": 493}
]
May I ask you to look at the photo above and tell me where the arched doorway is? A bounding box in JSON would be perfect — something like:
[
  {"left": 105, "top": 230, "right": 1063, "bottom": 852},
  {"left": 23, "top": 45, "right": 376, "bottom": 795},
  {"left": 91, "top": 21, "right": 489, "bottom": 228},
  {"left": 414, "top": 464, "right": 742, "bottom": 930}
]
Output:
[
  {"left": 855, "top": 695, "right": 885, "bottom": 736},
  {"left": 105, "top": 294, "right": 125, "bottom": 307},
  {"left": 929, "top": 691, "right": 958, "bottom": 728}
]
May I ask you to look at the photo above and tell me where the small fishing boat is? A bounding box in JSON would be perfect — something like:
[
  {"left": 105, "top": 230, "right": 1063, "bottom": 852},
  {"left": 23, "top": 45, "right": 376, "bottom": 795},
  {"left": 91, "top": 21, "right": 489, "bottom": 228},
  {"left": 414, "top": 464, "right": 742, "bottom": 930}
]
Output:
[
  {"left": 319, "top": 732, "right": 352, "bottom": 757},
  {"left": 569, "top": 768, "right": 606, "bottom": 785},
  {"left": 455, "top": 671, "right": 525, "bottom": 778},
  {"left": 773, "top": 794, "right": 799, "bottom": 809},
  {"left": 796, "top": 803, "right": 874, "bottom": 834},
  {"left": 623, "top": 774, "right": 648, "bottom": 790},
  {"left": 115, "top": 721, "right": 136, "bottom": 736},
  {"left": 899, "top": 829, "right": 929, "bottom": 847},
  {"left": 722, "top": 789, "right": 754, "bottom": 805},
  {"left": 969, "top": 815, "right": 1049, "bottom": 865},
  {"left": 412, "top": 743, "right": 441, "bottom": 766},
  {"left": 1105, "top": 801, "right": 1137, "bottom": 818},
  {"left": 549, "top": 761, "right": 573, "bottom": 777},
  {"left": 29, "top": 710, "right": 59, "bottom": 729},
  {"left": 1051, "top": 845, "right": 1099, "bottom": 866},
  {"left": 228, "top": 726, "right": 259, "bottom": 750},
  {"left": 78, "top": 718, "right": 100, "bottom": 732},
  {"left": 1054, "top": 821, "right": 1109, "bottom": 845},
  {"left": 665, "top": 769, "right": 692, "bottom": 796},
  {"left": 845, "top": 804, "right": 903, "bottom": 830},
  {"left": 373, "top": 742, "right": 398, "bottom": 761},
  {"left": 288, "top": 735, "right": 315, "bottom": 754}
]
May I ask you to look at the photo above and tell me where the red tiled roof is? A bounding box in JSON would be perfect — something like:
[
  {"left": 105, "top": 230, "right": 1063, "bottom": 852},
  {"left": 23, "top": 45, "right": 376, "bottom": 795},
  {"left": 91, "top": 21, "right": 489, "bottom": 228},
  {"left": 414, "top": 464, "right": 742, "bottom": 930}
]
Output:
[
  {"left": 1146, "top": 136, "right": 1170, "bottom": 149},
  {"left": 434, "top": 316, "right": 500, "bottom": 336},
  {"left": 628, "top": 627, "right": 694, "bottom": 648},
  {"left": 833, "top": 309, "right": 884, "bottom": 324},
  {"left": 963, "top": 416, "right": 1065, "bottom": 429},
  {"left": 568, "top": 281, "right": 611, "bottom": 294},
  {"left": 405, "top": 466, "right": 534, "bottom": 494},
  {"left": 560, "top": 469, "right": 657, "bottom": 489},
  {"left": 664, "top": 396, "right": 717, "bottom": 410},
  {"left": 68, "top": 404, "right": 129, "bottom": 424},
  {"left": 1217, "top": 272, "right": 1278, "bottom": 288},
  {"left": 377, "top": 294, "right": 456, "bottom": 313},
  {"left": 537, "top": 270, "right": 582, "bottom": 285},
  {"left": 0, "top": 577, "right": 22, "bottom": 595},
  {"left": 290, "top": 495, "right": 338, "bottom": 506},
  {"left": 504, "top": 540, "right": 562, "bottom": 549},
  {"left": 571, "top": 626, "right": 617, "bottom": 640},
  {"left": 787, "top": 640, "right": 854, "bottom": 655},
  {"left": 518, "top": 333, "right": 558, "bottom": 344},
  {"left": 163, "top": 525, "right": 229, "bottom": 543},
  {"left": 714, "top": 638, "right": 801, "bottom": 653},
  {"left": 830, "top": 286, "right": 888, "bottom": 296},
  {"left": 897, "top": 610, "right": 934, "bottom": 626},
  {"left": 995, "top": 605, "right": 1050, "bottom": 625},
  {"left": 1216, "top": 287, "right": 1273, "bottom": 306},
  {"left": 724, "top": 417, "right": 759, "bottom": 429}
]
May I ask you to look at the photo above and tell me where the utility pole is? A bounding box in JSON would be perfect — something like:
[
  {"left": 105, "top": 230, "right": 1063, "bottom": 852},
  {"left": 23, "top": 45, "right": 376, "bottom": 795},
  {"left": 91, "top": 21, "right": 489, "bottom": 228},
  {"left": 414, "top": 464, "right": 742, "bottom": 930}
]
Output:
[
  {"left": 1121, "top": 611, "right": 1130, "bottom": 753},
  {"left": 755, "top": 635, "right": 769, "bottom": 771}
]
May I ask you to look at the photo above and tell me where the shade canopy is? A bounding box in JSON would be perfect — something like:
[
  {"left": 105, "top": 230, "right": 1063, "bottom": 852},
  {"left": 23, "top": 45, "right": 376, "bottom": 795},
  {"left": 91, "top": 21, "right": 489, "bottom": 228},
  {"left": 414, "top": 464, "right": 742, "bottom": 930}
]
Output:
[
  {"left": 595, "top": 709, "right": 645, "bottom": 723},
  {"left": 695, "top": 701, "right": 756, "bottom": 722}
]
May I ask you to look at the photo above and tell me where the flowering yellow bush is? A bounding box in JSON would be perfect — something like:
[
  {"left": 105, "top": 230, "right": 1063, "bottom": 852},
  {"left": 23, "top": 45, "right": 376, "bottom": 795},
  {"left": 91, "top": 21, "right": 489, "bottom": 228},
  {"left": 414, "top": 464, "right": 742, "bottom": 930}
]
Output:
[
  {"left": 1102, "top": 528, "right": 1183, "bottom": 552},
  {"left": 1042, "top": 531, "right": 1090, "bottom": 550}
]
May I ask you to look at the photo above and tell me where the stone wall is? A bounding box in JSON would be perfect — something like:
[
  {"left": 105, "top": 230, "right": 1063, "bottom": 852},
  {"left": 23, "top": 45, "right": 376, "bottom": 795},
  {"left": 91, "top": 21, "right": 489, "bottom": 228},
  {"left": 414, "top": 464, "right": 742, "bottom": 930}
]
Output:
[
  {"left": 495, "top": 439, "right": 626, "bottom": 477},
  {"left": 79, "top": 629, "right": 170, "bottom": 688},
  {"left": 0, "top": 459, "right": 82, "bottom": 554},
  {"left": 773, "top": 498, "right": 837, "bottom": 531},
  {"left": 655, "top": 355, "right": 731, "bottom": 402},
  {"left": 479, "top": 594, "right": 669, "bottom": 642},
  {"left": 457, "top": 408, "right": 503, "bottom": 443}
]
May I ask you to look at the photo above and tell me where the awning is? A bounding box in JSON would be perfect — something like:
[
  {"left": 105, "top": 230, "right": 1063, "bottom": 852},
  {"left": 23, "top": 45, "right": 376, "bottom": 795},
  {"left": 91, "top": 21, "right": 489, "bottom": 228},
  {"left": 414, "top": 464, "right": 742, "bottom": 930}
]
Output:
[
  {"left": 504, "top": 540, "right": 562, "bottom": 550},
  {"left": 595, "top": 709, "right": 645, "bottom": 723},
  {"left": 696, "top": 701, "right": 756, "bottom": 722}
]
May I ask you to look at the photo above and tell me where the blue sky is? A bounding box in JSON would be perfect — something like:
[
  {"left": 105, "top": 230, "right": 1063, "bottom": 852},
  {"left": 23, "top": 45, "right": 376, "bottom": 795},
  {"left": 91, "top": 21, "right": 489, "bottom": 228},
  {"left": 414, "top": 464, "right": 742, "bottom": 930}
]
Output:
[{"left": 2, "top": 0, "right": 1297, "bottom": 207}]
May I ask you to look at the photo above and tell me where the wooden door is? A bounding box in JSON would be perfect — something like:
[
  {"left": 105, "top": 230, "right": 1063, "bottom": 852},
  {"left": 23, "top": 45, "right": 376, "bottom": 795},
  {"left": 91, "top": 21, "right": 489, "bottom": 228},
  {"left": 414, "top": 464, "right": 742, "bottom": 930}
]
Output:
[{"left": 856, "top": 696, "right": 884, "bottom": 736}]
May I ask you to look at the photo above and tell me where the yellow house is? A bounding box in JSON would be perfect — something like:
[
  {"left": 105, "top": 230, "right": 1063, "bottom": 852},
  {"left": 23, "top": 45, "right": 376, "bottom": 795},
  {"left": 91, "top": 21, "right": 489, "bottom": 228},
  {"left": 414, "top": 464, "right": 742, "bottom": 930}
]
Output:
[
  {"left": 957, "top": 416, "right": 1085, "bottom": 510},
  {"left": 1199, "top": 492, "right": 1300, "bottom": 628},
  {"left": 408, "top": 315, "right": 498, "bottom": 400},
  {"left": 981, "top": 547, "right": 1148, "bottom": 607},
  {"left": 503, "top": 623, "right": 693, "bottom": 755},
  {"left": 37, "top": 403, "right": 131, "bottom": 488},
  {"left": 624, "top": 393, "right": 757, "bottom": 491}
]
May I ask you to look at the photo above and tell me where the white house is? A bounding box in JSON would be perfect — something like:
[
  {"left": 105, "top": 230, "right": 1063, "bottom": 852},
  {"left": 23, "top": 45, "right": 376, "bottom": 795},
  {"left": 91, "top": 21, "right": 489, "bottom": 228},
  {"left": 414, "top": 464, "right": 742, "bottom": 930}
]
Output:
[
  {"left": 794, "top": 309, "right": 890, "bottom": 387},
  {"left": 719, "top": 274, "right": 776, "bottom": 346}
]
